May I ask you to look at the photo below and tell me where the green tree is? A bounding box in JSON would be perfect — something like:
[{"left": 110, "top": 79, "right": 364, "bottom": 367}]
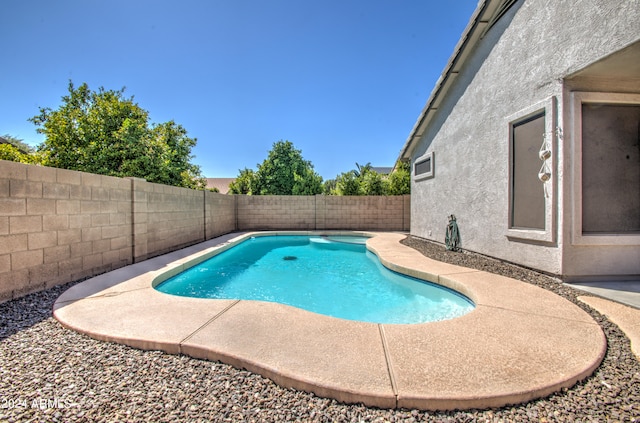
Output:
[
  {"left": 252, "top": 140, "right": 323, "bottom": 195},
  {"left": 150, "top": 121, "right": 206, "bottom": 189},
  {"left": 0, "top": 134, "right": 39, "bottom": 164},
  {"left": 332, "top": 170, "right": 360, "bottom": 195},
  {"left": 29, "top": 81, "right": 205, "bottom": 188},
  {"left": 0, "top": 143, "right": 37, "bottom": 164},
  {"left": 353, "top": 162, "right": 372, "bottom": 178},
  {"left": 331, "top": 162, "right": 382, "bottom": 195},
  {"left": 292, "top": 167, "right": 323, "bottom": 195},
  {"left": 384, "top": 161, "right": 411, "bottom": 195},
  {"left": 1, "top": 134, "right": 34, "bottom": 154},
  {"left": 228, "top": 168, "right": 255, "bottom": 194},
  {"left": 360, "top": 170, "right": 384, "bottom": 195},
  {"left": 329, "top": 162, "right": 410, "bottom": 196},
  {"left": 322, "top": 178, "right": 337, "bottom": 195}
]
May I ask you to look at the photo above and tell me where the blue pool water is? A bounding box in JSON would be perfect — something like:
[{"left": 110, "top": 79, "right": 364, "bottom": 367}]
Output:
[{"left": 155, "top": 235, "right": 475, "bottom": 324}]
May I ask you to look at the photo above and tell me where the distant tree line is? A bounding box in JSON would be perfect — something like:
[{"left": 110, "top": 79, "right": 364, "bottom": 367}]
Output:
[
  {"left": 2, "top": 81, "right": 207, "bottom": 189},
  {"left": 228, "top": 140, "right": 410, "bottom": 196},
  {"left": 2, "top": 81, "right": 410, "bottom": 195}
]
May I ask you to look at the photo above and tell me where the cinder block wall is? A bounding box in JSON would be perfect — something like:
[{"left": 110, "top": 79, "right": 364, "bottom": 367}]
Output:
[
  {"left": 237, "top": 195, "right": 317, "bottom": 230},
  {"left": 0, "top": 161, "right": 238, "bottom": 301},
  {"left": 205, "top": 190, "right": 237, "bottom": 239},
  {"left": 0, "top": 161, "right": 133, "bottom": 300},
  {"left": 318, "top": 195, "right": 410, "bottom": 231},
  {"left": 1, "top": 161, "right": 410, "bottom": 301},
  {"left": 236, "top": 195, "right": 410, "bottom": 231},
  {"left": 132, "top": 179, "right": 208, "bottom": 262}
]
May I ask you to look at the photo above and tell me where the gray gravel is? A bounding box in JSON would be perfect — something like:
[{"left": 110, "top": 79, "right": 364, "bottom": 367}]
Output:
[{"left": 1, "top": 235, "right": 639, "bottom": 422}]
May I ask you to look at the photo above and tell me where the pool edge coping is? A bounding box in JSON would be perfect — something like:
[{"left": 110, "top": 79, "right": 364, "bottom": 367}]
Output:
[{"left": 53, "top": 231, "right": 606, "bottom": 411}]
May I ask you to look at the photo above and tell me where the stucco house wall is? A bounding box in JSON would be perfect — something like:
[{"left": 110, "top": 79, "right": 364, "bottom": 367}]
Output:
[{"left": 402, "top": 0, "right": 639, "bottom": 280}]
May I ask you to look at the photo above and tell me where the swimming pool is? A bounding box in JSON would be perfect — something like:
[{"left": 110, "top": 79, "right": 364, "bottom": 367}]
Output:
[{"left": 155, "top": 235, "right": 475, "bottom": 324}]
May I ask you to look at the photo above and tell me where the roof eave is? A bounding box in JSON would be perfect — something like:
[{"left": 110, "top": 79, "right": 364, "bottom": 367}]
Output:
[{"left": 398, "top": 0, "right": 500, "bottom": 161}]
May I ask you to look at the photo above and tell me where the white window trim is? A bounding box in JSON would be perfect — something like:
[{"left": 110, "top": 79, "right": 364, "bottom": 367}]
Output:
[
  {"left": 570, "top": 91, "right": 640, "bottom": 246},
  {"left": 505, "top": 96, "right": 557, "bottom": 244},
  {"left": 413, "top": 151, "right": 435, "bottom": 182}
]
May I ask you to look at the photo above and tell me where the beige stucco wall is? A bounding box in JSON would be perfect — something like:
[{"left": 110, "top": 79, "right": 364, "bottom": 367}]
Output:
[
  {"left": 408, "top": 0, "right": 639, "bottom": 279},
  {"left": 1, "top": 161, "right": 409, "bottom": 301}
]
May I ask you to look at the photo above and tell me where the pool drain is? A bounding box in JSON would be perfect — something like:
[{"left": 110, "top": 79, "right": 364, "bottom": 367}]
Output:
[{"left": 283, "top": 256, "right": 298, "bottom": 261}]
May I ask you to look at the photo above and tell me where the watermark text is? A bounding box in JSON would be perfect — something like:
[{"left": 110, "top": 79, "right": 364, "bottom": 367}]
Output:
[{"left": 1, "top": 397, "right": 74, "bottom": 410}]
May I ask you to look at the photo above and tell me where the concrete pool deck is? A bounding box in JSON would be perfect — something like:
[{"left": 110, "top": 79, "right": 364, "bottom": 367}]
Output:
[{"left": 54, "top": 231, "right": 607, "bottom": 411}]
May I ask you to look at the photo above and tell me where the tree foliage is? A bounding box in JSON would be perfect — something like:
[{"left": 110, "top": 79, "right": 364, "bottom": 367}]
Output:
[
  {"left": 361, "top": 170, "right": 385, "bottom": 195},
  {"left": 251, "top": 140, "right": 323, "bottom": 195},
  {"left": 385, "top": 161, "right": 411, "bottom": 195},
  {"left": 1, "top": 134, "right": 34, "bottom": 154},
  {"left": 322, "top": 178, "right": 337, "bottom": 195},
  {"left": 228, "top": 142, "right": 410, "bottom": 197},
  {"left": 0, "top": 143, "right": 37, "bottom": 164},
  {"left": 333, "top": 170, "right": 361, "bottom": 195},
  {"left": 330, "top": 161, "right": 410, "bottom": 196},
  {"left": 292, "top": 167, "right": 324, "bottom": 195},
  {"left": 228, "top": 168, "right": 255, "bottom": 194},
  {"left": 29, "top": 81, "right": 205, "bottom": 189},
  {"left": 0, "top": 134, "right": 38, "bottom": 164}
]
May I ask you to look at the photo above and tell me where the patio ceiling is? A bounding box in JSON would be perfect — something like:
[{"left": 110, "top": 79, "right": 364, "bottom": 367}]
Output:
[{"left": 566, "top": 39, "right": 640, "bottom": 83}]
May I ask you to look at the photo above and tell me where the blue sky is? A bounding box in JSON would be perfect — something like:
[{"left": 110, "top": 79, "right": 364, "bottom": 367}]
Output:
[{"left": 1, "top": 1, "right": 477, "bottom": 179}]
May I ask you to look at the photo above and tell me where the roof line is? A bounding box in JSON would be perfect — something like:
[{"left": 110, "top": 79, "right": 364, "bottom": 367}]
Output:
[{"left": 398, "top": 0, "right": 496, "bottom": 161}]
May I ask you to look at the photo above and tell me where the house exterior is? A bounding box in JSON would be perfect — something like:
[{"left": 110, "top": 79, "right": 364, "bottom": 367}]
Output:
[
  {"left": 206, "top": 177, "right": 235, "bottom": 194},
  {"left": 371, "top": 166, "right": 393, "bottom": 175},
  {"left": 399, "top": 0, "right": 639, "bottom": 282}
]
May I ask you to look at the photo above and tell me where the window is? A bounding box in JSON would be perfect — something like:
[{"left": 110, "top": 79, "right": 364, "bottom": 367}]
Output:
[
  {"left": 511, "top": 112, "right": 546, "bottom": 230},
  {"left": 571, "top": 92, "right": 640, "bottom": 245},
  {"left": 506, "top": 97, "right": 556, "bottom": 243},
  {"left": 413, "top": 151, "right": 434, "bottom": 181}
]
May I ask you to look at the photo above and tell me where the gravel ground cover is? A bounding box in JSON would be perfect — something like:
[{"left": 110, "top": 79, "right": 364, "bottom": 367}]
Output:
[{"left": 0, "top": 235, "right": 639, "bottom": 422}]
